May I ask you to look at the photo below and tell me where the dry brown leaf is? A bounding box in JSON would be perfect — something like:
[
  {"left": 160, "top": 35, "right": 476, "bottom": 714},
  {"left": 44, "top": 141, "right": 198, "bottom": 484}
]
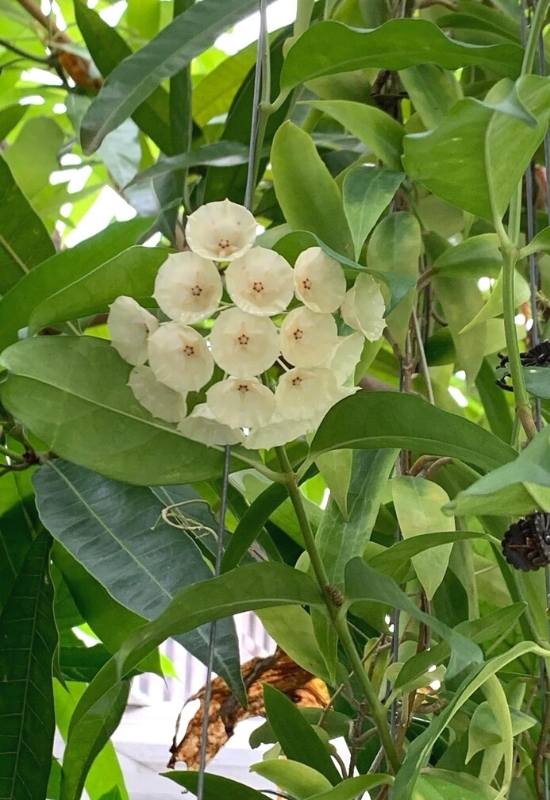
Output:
[{"left": 168, "top": 649, "right": 329, "bottom": 769}]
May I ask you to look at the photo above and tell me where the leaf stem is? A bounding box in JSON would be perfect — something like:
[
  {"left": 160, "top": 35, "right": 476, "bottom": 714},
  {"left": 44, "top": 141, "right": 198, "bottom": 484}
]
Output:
[
  {"left": 275, "top": 445, "right": 400, "bottom": 773},
  {"left": 522, "top": 0, "right": 550, "bottom": 75}
]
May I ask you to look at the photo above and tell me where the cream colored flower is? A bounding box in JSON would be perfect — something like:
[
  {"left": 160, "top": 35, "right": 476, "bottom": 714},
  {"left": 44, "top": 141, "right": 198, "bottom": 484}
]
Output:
[
  {"left": 341, "top": 274, "right": 386, "bottom": 341},
  {"left": 108, "top": 295, "right": 158, "bottom": 365},
  {"left": 153, "top": 251, "right": 222, "bottom": 324},
  {"left": 209, "top": 308, "right": 279, "bottom": 377},
  {"left": 185, "top": 199, "right": 256, "bottom": 261},
  {"left": 294, "top": 247, "right": 346, "bottom": 313},
  {"left": 206, "top": 377, "right": 275, "bottom": 428},
  {"left": 225, "top": 247, "right": 294, "bottom": 316},
  {"left": 329, "top": 332, "right": 364, "bottom": 384},
  {"left": 275, "top": 367, "right": 353, "bottom": 421},
  {"left": 243, "top": 414, "right": 312, "bottom": 450},
  {"left": 128, "top": 365, "right": 186, "bottom": 423},
  {"left": 178, "top": 403, "right": 243, "bottom": 446},
  {"left": 148, "top": 322, "right": 213, "bottom": 393},
  {"left": 280, "top": 307, "right": 338, "bottom": 367}
]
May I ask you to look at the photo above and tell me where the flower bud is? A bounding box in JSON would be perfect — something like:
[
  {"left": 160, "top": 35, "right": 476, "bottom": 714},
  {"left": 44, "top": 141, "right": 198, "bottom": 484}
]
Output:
[
  {"left": 341, "top": 274, "right": 385, "bottom": 341},
  {"left": 108, "top": 296, "right": 158, "bottom": 366}
]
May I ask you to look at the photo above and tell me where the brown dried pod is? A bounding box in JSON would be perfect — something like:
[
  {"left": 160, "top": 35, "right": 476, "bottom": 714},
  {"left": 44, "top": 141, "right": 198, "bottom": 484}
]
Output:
[{"left": 502, "top": 513, "right": 550, "bottom": 571}]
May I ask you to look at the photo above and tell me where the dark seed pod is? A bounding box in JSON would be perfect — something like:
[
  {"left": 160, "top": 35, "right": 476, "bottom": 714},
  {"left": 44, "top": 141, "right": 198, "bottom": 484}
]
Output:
[
  {"left": 502, "top": 513, "right": 550, "bottom": 571},
  {"left": 497, "top": 340, "right": 550, "bottom": 391}
]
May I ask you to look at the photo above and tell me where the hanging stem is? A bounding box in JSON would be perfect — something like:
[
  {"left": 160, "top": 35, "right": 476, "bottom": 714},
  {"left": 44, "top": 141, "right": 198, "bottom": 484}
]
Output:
[{"left": 275, "top": 446, "right": 400, "bottom": 773}]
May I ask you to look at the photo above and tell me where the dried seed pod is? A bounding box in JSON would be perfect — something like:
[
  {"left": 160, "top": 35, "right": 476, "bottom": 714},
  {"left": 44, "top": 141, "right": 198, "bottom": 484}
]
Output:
[
  {"left": 502, "top": 513, "right": 550, "bottom": 571},
  {"left": 496, "top": 340, "right": 550, "bottom": 391}
]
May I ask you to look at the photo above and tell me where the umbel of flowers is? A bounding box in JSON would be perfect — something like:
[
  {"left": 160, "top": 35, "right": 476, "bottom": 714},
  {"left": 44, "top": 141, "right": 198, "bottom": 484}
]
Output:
[{"left": 107, "top": 200, "right": 386, "bottom": 450}]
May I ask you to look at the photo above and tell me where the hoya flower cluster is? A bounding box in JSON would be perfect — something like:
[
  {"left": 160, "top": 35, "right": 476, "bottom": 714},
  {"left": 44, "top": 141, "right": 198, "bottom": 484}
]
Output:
[{"left": 107, "top": 199, "right": 386, "bottom": 450}]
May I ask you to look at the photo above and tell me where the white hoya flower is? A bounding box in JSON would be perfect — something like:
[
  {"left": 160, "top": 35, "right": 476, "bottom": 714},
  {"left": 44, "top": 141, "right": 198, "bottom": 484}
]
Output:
[
  {"left": 153, "top": 251, "right": 222, "bottom": 324},
  {"left": 243, "top": 414, "right": 312, "bottom": 450},
  {"left": 329, "top": 332, "right": 365, "bottom": 384},
  {"left": 185, "top": 199, "right": 257, "bottom": 261},
  {"left": 341, "top": 273, "right": 386, "bottom": 341},
  {"left": 148, "top": 322, "right": 213, "bottom": 393},
  {"left": 207, "top": 377, "right": 275, "bottom": 428},
  {"left": 275, "top": 367, "right": 354, "bottom": 421},
  {"left": 128, "top": 365, "right": 186, "bottom": 423},
  {"left": 225, "top": 247, "right": 294, "bottom": 316},
  {"left": 209, "top": 308, "right": 279, "bottom": 377},
  {"left": 294, "top": 247, "right": 346, "bottom": 313},
  {"left": 178, "top": 403, "right": 243, "bottom": 446},
  {"left": 280, "top": 306, "right": 338, "bottom": 367},
  {"left": 108, "top": 295, "right": 158, "bottom": 365}
]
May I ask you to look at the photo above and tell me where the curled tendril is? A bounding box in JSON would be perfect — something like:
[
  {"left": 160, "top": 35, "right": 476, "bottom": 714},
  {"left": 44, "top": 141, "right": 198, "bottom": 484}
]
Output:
[{"left": 157, "top": 499, "right": 218, "bottom": 543}]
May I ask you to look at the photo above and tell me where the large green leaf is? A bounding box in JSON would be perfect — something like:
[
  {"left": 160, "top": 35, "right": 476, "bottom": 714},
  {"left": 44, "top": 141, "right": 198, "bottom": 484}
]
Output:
[
  {"left": 29, "top": 246, "right": 168, "bottom": 333},
  {"left": 345, "top": 557, "right": 483, "bottom": 680},
  {"left": 0, "top": 531, "right": 57, "bottom": 800},
  {"left": 342, "top": 166, "right": 404, "bottom": 259},
  {"left": 280, "top": 19, "right": 522, "bottom": 94},
  {"left": 306, "top": 99, "right": 404, "bottom": 170},
  {"left": 271, "top": 122, "right": 353, "bottom": 256},
  {"left": 34, "top": 459, "right": 243, "bottom": 692},
  {"left": 0, "top": 470, "right": 37, "bottom": 611},
  {"left": 0, "top": 337, "right": 228, "bottom": 485},
  {"left": 432, "top": 233, "right": 502, "bottom": 278},
  {"left": 0, "top": 218, "right": 150, "bottom": 351},
  {"left": 257, "top": 606, "right": 331, "bottom": 682},
  {"left": 399, "top": 64, "right": 462, "bottom": 129},
  {"left": 0, "top": 104, "right": 27, "bottom": 141},
  {"left": 74, "top": 0, "right": 173, "bottom": 153},
  {"left": 162, "top": 772, "right": 267, "bottom": 800},
  {"left": 60, "top": 563, "right": 322, "bottom": 800},
  {"left": 310, "top": 392, "right": 515, "bottom": 473},
  {"left": 308, "top": 775, "right": 393, "bottom": 800},
  {"left": 0, "top": 156, "right": 54, "bottom": 293},
  {"left": 192, "top": 42, "right": 257, "bottom": 126},
  {"left": 263, "top": 685, "right": 341, "bottom": 784},
  {"left": 475, "top": 358, "right": 513, "bottom": 443},
  {"left": 81, "top": 0, "right": 258, "bottom": 152},
  {"left": 251, "top": 759, "right": 332, "bottom": 798},
  {"left": 127, "top": 141, "right": 249, "bottom": 187},
  {"left": 404, "top": 75, "right": 550, "bottom": 220}
]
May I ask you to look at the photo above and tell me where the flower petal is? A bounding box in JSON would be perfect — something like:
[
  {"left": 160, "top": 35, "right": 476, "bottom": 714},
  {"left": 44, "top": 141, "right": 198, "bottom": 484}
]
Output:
[
  {"left": 207, "top": 377, "right": 275, "bottom": 428},
  {"left": 341, "top": 274, "right": 386, "bottom": 341},
  {"left": 280, "top": 306, "right": 338, "bottom": 367},
  {"left": 178, "top": 403, "right": 243, "bottom": 446},
  {"left": 148, "top": 322, "right": 214, "bottom": 392},
  {"left": 243, "top": 415, "right": 313, "bottom": 450},
  {"left": 153, "top": 251, "right": 222, "bottom": 324},
  {"left": 209, "top": 307, "right": 279, "bottom": 377},
  {"left": 225, "top": 247, "right": 294, "bottom": 316},
  {"left": 128, "top": 365, "right": 186, "bottom": 423},
  {"left": 275, "top": 366, "right": 352, "bottom": 421},
  {"left": 185, "top": 199, "right": 256, "bottom": 261},
  {"left": 108, "top": 295, "right": 158, "bottom": 365},
  {"left": 294, "top": 247, "right": 346, "bottom": 313},
  {"left": 329, "top": 332, "right": 365, "bottom": 384}
]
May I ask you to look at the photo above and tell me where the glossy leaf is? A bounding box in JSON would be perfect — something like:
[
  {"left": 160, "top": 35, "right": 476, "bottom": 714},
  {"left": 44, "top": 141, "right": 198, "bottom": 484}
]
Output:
[
  {"left": 475, "top": 357, "right": 513, "bottom": 443},
  {"left": 0, "top": 156, "right": 54, "bottom": 293},
  {"left": 0, "top": 104, "right": 27, "bottom": 141},
  {"left": 222, "top": 482, "right": 288, "bottom": 571},
  {"left": 127, "top": 141, "right": 249, "bottom": 187},
  {"left": 258, "top": 606, "right": 331, "bottom": 682},
  {"left": 0, "top": 337, "right": 229, "bottom": 485},
  {"left": 460, "top": 268, "right": 530, "bottom": 334},
  {"left": 0, "top": 470, "right": 37, "bottom": 611},
  {"left": 524, "top": 365, "right": 550, "bottom": 399},
  {"left": 281, "top": 19, "right": 522, "bottom": 92},
  {"left": 271, "top": 122, "right": 353, "bottom": 256},
  {"left": 263, "top": 685, "right": 340, "bottom": 784},
  {"left": 0, "top": 531, "right": 57, "bottom": 800},
  {"left": 342, "top": 166, "right": 404, "bottom": 259},
  {"left": 306, "top": 99, "right": 404, "bottom": 170},
  {"left": 0, "top": 217, "right": 150, "bottom": 351},
  {"left": 162, "top": 772, "right": 267, "bottom": 800},
  {"left": 433, "top": 234, "right": 502, "bottom": 278},
  {"left": 315, "top": 449, "right": 352, "bottom": 518},
  {"left": 308, "top": 775, "right": 393, "bottom": 800},
  {"left": 310, "top": 391, "right": 515, "bottom": 473},
  {"left": 414, "top": 771, "right": 499, "bottom": 800},
  {"left": 81, "top": 0, "right": 258, "bottom": 152},
  {"left": 399, "top": 64, "right": 462, "bottom": 128},
  {"left": 192, "top": 42, "right": 257, "bottom": 126},
  {"left": 250, "top": 759, "right": 332, "bottom": 798},
  {"left": 34, "top": 459, "right": 243, "bottom": 692},
  {"left": 434, "top": 273, "right": 486, "bottom": 383}
]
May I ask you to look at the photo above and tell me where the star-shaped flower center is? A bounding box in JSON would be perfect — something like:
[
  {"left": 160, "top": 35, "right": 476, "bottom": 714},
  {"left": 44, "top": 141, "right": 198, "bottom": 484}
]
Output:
[
  {"left": 237, "top": 333, "right": 250, "bottom": 346},
  {"left": 292, "top": 328, "right": 304, "bottom": 341},
  {"left": 183, "top": 344, "right": 195, "bottom": 357},
  {"left": 301, "top": 278, "right": 312, "bottom": 291},
  {"left": 237, "top": 383, "right": 249, "bottom": 393},
  {"left": 190, "top": 284, "right": 203, "bottom": 297},
  {"left": 252, "top": 280, "right": 265, "bottom": 294}
]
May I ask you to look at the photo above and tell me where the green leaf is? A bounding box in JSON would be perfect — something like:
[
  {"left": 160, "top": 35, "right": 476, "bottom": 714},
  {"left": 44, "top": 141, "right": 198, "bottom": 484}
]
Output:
[
  {"left": 342, "top": 166, "right": 404, "bottom": 259},
  {"left": 192, "top": 42, "right": 257, "bottom": 126},
  {"left": 280, "top": 19, "right": 522, "bottom": 93},
  {"left": 0, "top": 103, "right": 27, "bottom": 140},
  {"left": 391, "top": 477, "right": 454, "bottom": 600},
  {"left": 271, "top": 121, "right": 353, "bottom": 256},
  {"left": 0, "top": 531, "right": 57, "bottom": 800},
  {"left": 448, "top": 426, "right": 550, "bottom": 517},
  {"left": 162, "top": 772, "right": 267, "bottom": 800},
  {"left": 127, "top": 0, "right": 160, "bottom": 39},
  {"left": 524, "top": 366, "right": 550, "bottom": 399},
  {"left": 61, "top": 563, "right": 323, "bottom": 798},
  {"left": 433, "top": 234, "right": 502, "bottom": 278},
  {"left": 0, "top": 470, "right": 37, "bottom": 611},
  {"left": 404, "top": 75, "right": 550, "bottom": 220},
  {"left": 29, "top": 246, "right": 168, "bottom": 333},
  {"left": 345, "top": 557, "right": 483, "bottom": 680},
  {"left": 263, "top": 685, "right": 341, "bottom": 784},
  {"left": 433, "top": 274, "right": 486, "bottom": 383},
  {"left": 399, "top": 65, "right": 462, "bottom": 129},
  {"left": 315, "top": 449, "right": 352, "bottom": 518},
  {"left": 413, "top": 770, "right": 499, "bottom": 800},
  {"left": 250, "top": 759, "right": 332, "bottom": 798},
  {"left": 475, "top": 357, "right": 513, "bottom": 443},
  {"left": 466, "top": 701, "right": 536, "bottom": 762},
  {"left": 0, "top": 156, "right": 54, "bottom": 293},
  {"left": 460, "top": 268, "right": 530, "bottom": 333},
  {"left": 249, "top": 709, "right": 351, "bottom": 748},
  {"left": 308, "top": 775, "right": 393, "bottom": 800},
  {"left": 258, "top": 606, "right": 331, "bottom": 682},
  {"left": 521, "top": 225, "right": 550, "bottom": 257},
  {"left": 81, "top": 0, "right": 258, "bottom": 153},
  {"left": 0, "top": 217, "right": 150, "bottom": 351},
  {"left": 305, "top": 99, "right": 404, "bottom": 170},
  {"left": 0, "top": 337, "right": 227, "bottom": 485},
  {"left": 310, "top": 391, "right": 515, "bottom": 473},
  {"left": 127, "top": 141, "right": 249, "bottom": 187},
  {"left": 34, "top": 460, "right": 243, "bottom": 693},
  {"left": 368, "top": 212, "right": 421, "bottom": 349}
]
